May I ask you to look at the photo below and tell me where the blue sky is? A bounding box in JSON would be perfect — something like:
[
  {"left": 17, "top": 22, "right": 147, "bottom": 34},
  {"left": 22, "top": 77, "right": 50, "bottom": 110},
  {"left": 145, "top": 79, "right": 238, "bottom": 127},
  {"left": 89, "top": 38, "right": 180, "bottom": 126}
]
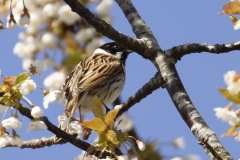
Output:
[{"left": 1, "top": 0, "right": 240, "bottom": 159}]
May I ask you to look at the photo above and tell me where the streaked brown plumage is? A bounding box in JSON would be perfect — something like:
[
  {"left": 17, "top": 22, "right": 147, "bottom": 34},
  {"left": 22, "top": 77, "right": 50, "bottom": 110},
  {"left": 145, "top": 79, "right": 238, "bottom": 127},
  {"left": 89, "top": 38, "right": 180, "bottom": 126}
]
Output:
[{"left": 59, "top": 42, "right": 131, "bottom": 130}]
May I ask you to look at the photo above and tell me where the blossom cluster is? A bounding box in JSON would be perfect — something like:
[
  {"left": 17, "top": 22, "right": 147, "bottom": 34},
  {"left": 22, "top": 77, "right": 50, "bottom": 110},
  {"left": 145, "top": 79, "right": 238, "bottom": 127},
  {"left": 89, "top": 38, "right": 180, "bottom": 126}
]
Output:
[
  {"left": 0, "top": 0, "right": 152, "bottom": 159},
  {"left": 0, "top": 0, "right": 114, "bottom": 147},
  {"left": 214, "top": 70, "right": 240, "bottom": 142},
  {"left": 0, "top": 0, "right": 113, "bottom": 93},
  {"left": 0, "top": 60, "right": 63, "bottom": 148}
]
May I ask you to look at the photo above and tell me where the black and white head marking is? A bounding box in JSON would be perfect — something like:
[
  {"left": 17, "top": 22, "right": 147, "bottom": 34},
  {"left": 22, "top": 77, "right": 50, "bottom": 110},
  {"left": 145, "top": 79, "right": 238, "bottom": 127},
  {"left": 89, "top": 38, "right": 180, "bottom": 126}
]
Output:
[{"left": 93, "top": 42, "right": 132, "bottom": 64}]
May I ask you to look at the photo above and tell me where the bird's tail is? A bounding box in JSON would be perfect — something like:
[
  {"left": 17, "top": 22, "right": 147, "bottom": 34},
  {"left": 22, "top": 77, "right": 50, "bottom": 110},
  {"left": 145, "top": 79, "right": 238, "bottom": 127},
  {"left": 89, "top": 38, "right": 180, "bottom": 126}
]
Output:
[
  {"left": 54, "top": 92, "right": 85, "bottom": 143},
  {"left": 53, "top": 100, "right": 75, "bottom": 142}
]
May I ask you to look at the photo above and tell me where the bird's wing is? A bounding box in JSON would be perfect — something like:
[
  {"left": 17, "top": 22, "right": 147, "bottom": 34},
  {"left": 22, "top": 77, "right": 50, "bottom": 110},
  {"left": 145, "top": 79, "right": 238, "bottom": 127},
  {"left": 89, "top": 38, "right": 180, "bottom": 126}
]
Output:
[
  {"left": 77, "top": 54, "right": 124, "bottom": 91},
  {"left": 62, "top": 54, "right": 124, "bottom": 116}
]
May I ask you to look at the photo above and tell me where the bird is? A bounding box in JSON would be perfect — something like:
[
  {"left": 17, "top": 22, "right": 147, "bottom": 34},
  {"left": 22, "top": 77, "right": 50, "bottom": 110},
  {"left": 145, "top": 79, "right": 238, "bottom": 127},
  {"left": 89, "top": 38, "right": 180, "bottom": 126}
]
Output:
[{"left": 59, "top": 42, "right": 132, "bottom": 133}]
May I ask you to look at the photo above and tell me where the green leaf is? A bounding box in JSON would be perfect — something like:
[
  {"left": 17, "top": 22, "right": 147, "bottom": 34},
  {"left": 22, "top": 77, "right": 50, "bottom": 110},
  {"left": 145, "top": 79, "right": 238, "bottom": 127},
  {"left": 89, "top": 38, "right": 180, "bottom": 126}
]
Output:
[
  {"left": 225, "top": 121, "right": 240, "bottom": 136},
  {"left": 219, "top": 88, "right": 240, "bottom": 105},
  {"left": 14, "top": 72, "right": 30, "bottom": 87},
  {"left": 106, "top": 130, "right": 119, "bottom": 145},
  {"left": 92, "top": 97, "right": 104, "bottom": 121},
  {"left": 229, "top": 15, "right": 238, "bottom": 25},
  {"left": 105, "top": 109, "right": 119, "bottom": 129},
  {"left": 80, "top": 117, "right": 106, "bottom": 132}
]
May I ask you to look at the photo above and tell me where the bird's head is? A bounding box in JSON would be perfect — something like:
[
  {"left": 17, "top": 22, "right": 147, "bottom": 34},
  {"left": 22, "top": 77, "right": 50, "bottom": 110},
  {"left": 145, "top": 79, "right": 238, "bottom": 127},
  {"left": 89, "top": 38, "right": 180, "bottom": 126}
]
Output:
[{"left": 93, "top": 42, "right": 132, "bottom": 64}]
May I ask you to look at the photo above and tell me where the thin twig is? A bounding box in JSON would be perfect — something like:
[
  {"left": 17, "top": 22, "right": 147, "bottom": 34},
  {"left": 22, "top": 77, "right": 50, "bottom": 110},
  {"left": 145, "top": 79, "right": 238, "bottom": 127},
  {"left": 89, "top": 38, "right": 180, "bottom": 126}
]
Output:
[
  {"left": 115, "top": 0, "right": 233, "bottom": 159},
  {"left": 164, "top": 42, "right": 240, "bottom": 61},
  {"left": 117, "top": 72, "right": 164, "bottom": 117},
  {"left": 63, "top": 0, "right": 144, "bottom": 54},
  {"left": 15, "top": 104, "right": 119, "bottom": 157}
]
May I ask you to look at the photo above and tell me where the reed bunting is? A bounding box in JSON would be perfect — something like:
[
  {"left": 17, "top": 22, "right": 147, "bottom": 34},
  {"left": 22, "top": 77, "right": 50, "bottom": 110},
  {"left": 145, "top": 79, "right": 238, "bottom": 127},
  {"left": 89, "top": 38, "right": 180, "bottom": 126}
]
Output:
[{"left": 59, "top": 42, "right": 132, "bottom": 131}]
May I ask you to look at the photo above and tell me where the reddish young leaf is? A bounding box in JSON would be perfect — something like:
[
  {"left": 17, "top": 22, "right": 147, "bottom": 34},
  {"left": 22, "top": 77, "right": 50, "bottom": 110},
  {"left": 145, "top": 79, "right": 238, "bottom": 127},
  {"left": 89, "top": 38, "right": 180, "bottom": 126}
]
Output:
[{"left": 218, "top": 1, "right": 240, "bottom": 14}]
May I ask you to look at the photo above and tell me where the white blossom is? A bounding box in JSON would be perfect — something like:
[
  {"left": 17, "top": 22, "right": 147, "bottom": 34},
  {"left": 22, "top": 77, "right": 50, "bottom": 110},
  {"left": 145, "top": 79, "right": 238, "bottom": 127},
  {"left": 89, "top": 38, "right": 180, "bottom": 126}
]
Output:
[
  {"left": 68, "top": 121, "right": 85, "bottom": 138},
  {"left": 31, "top": 106, "right": 43, "bottom": 118},
  {"left": 58, "top": 113, "right": 70, "bottom": 129},
  {"left": 96, "top": 0, "right": 113, "bottom": 15},
  {"left": 224, "top": 71, "right": 238, "bottom": 85},
  {"left": 85, "top": 38, "right": 104, "bottom": 53},
  {"left": 173, "top": 136, "right": 185, "bottom": 149},
  {"left": 58, "top": 5, "right": 81, "bottom": 25},
  {"left": 30, "top": 60, "right": 44, "bottom": 75},
  {"left": 117, "top": 155, "right": 129, "bottom": 160},
  {"left": 6, "top": 20, "right": 16, "bottom": 30},
  {"left": 2, "top": 116, "right": 22, "bottom": 129},
  {"left": 19, "top": 14, "right": 30, "bottom": 25},
  {"left": 44, "top": 71, "right": 66, "bottom": 90},
  {"left": 171, "top": 157, "right": 183, "bottom": 160},
  {"left": 8, "top": 135, "right": 23, "bottom": 147},
  {"left": 234, "top": 20, "right": 240, "bottom": 30},
  {"left": 223, "top": 70, "right": 240, "bottom": 94},
  {"left": 19, "top": 79, "right": 37, "bottom": 96},
  {"left": 26, "top": 25, "right": 38, "bottom": 34},
  {"left": 13, "top": 42, "right": 30, "bottom": 58},
  {"left": 13, "top": 37, "right": 41, "bottom": 58},
  {"left": 184, "top": 154, "right": 200, "bottom": 160},
  {"left": 28, "top": 8, "right": 44, "bottom": 28},
  {"left": 0, "top": 137, "right": 9, "bottom": 148},
  {"left": 18, "top": 32, "right": 27, "bottom": 40},
  {"left": 214, "top": 107, "right": 239, "bottom": 126},
  {"left": 43, "top": 90, "right": 62, "bottom": 109},
  {"left": 27, "top": 120, "right": 47, "bottom": 132},
  {"left": 41, "top": 32, "right": 56, "bottom": 47},
  {"left": 227, "top": 83, "right": 240, "bottom": 95},
  {"left": 136, "top": 140, "right": 145, "bottom": 151},
  {"left": 228, "top": 111, "right": 240, "bottom": 126},
  {"left": 114, "top": 104, "right": 123, "bottom": 110},
  {"left": 43, "top": 2, "right": 61, "bottom": 18},
  {"left": 25, "top": 35, "right": 44, "bottom": 51},
  {"left": 117, "top": 114, "right": 133, "bottom": 131},
  {"left": 75, "top": 28, "right": 95, "bottom": 43},
  {"left": 214, "top": 107, "right": 231, "bottom": 122},
  {"left": 22, "top": 58, "right": 32, "bottom": 71},
  {"left": 0, "top": 104, "right": 7, "bottom": 113}
]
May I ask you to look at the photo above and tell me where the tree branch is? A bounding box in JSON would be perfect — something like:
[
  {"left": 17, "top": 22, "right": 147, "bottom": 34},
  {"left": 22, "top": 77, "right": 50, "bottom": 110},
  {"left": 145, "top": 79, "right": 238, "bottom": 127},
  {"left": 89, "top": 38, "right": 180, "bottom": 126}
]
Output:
[
  {"left": 16, "top": 104, "right": 116, "bottom": 157},
  {"left": 115, "top": 0, "right": 233, "bottom": 159},
  {"left": 165, "top": 41, "right": 240, "bottom": 60},
  {"left": 117, "top": 72, "right": 164, "bottom": 117},
  {"left": 115, "top": 0, "right": 162, "bottom": 59},
  {"left": 61, "top": 0, "right": 233, "bottom": 159},
  {"left": 63, "top": 0, "right": 145, "bottom": 54},
  {"left": 6, "top": 136, "right": 66, "bottom": 148},
  {"left": 156, "top": 59, "right": 231, "bottom": 160}
]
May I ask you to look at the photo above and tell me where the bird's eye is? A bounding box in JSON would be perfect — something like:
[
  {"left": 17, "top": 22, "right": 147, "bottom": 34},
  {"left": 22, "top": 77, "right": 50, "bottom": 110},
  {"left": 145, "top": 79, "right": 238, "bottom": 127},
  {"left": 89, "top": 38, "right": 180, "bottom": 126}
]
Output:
[{"left": 113, "top": 45, "right": 119, "bottom": 49}]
